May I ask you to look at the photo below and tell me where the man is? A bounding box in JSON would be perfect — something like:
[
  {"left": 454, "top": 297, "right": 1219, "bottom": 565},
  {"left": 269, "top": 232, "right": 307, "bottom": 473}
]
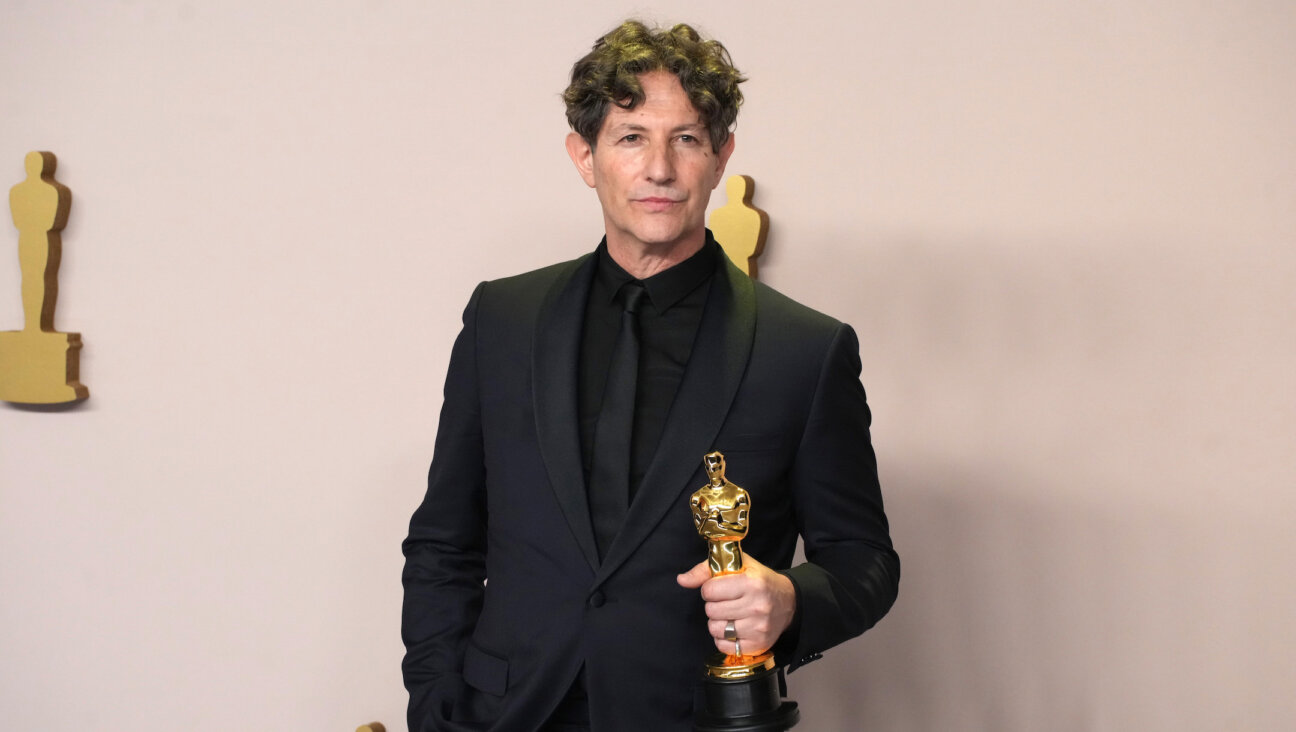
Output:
[{"left": 402, "top": 21, "right": 899, "bottom": 731}]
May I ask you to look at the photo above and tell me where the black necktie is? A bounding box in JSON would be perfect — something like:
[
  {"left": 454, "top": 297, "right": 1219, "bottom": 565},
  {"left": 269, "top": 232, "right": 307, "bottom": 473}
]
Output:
[{"left": 590, "top": 282, "right": 646, "bottom": 560}]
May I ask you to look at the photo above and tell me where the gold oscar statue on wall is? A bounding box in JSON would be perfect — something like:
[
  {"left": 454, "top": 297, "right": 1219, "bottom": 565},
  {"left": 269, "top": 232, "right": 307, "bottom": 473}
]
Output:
[
  {"left": 709, "top": 175, "right": 768, "bottom": 279},
  {"left": 690, "top": 451, "right": 799, "bottom": 731},
  {"left": 0, "top": 151, "right": 88, "bottom": 404}
]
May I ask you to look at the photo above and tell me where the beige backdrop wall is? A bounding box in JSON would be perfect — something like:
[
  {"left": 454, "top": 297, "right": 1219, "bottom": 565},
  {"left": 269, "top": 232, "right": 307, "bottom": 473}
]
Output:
[{"left": 2, "top": 1, "right": 1292, "bottom": 730}]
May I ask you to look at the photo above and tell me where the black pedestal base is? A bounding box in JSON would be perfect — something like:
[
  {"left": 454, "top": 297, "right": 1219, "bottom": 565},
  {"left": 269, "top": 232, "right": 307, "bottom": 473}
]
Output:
[{"left": 694, "top": 665, "right": 799, "bottom": 732}]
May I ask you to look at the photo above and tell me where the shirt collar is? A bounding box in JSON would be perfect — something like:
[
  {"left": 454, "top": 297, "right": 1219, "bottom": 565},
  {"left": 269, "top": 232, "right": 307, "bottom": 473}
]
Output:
[{"left": 595, "top": 233, "right": 719, "bottom": 314}]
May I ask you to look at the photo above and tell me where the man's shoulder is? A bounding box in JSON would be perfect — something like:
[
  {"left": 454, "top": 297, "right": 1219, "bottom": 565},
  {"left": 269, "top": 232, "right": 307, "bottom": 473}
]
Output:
[
  {"left": 473, "top": 252, "right": 594, "bottom": 307},
  {"left": 708, "top": 245, "right": 841, "bottom": 333},
  {"left": 747, "top": 275, "right": 844, "bottom": 337},
  {"left": 487, "top": 253, "right": 589, "bottom": 289}
]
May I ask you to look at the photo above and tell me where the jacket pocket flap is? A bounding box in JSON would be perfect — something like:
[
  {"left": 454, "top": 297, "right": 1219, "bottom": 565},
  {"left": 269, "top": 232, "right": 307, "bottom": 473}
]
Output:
[{"left": 463, "top": 642, "right": 508, "bottom": 696}]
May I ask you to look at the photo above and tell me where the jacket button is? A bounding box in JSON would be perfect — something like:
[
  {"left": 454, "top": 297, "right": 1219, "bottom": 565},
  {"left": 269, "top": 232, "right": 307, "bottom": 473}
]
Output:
[{"left": 588, "top": 591, "right": 606, "bottom": 608}]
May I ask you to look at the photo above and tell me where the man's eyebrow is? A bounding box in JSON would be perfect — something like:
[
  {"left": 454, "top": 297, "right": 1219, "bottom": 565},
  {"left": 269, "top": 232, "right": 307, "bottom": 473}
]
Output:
[{"left": 603, "top": 121, "right": 706, "bottom": 136}]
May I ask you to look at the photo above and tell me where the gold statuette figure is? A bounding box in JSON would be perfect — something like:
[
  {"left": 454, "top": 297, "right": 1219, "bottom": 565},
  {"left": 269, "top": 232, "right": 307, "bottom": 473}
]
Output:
[
  {"left": 0, "top": 151, "right": 88, "bottom": 404},
  {"left": 708, "top": 175, "right": 768, "bottom": 279},
  {"left": 690, "top": 451, "right": 776, "bottom": 679}
]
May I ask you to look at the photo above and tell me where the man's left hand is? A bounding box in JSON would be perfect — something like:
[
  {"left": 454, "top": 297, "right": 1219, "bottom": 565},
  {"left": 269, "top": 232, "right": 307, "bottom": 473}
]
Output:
[{"left": 676, "top": 553, "right": 796, "bottom": 657}]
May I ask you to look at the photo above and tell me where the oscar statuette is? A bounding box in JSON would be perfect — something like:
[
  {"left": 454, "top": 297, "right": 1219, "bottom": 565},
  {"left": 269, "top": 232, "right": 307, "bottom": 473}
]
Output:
[{"left": 689, "top": 452, "right": 799, "bottom": 732}]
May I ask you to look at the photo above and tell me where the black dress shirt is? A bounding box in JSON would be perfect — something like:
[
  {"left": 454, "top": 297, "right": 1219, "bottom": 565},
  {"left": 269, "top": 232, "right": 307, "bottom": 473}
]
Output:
[{"left": 578, "top": 236, "right": 718, "bottom": 503}]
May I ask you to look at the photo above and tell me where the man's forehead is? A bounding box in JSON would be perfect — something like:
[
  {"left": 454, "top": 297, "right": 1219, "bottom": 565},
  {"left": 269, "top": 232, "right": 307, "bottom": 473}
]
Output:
[
  {"left": 599, "top": 105, "right": 706, "bottom": 136},
  {"left": 602, "top": 72, "right": 702, "bottom": 118}
]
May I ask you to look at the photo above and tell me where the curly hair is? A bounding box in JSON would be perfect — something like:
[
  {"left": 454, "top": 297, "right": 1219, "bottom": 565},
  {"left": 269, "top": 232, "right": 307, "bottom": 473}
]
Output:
[{"left": 563, "top": 21, "right": 746, "bottom": 153}]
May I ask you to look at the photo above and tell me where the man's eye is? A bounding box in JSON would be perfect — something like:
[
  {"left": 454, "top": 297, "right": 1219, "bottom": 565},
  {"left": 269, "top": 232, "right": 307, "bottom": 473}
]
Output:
[{"left": 622, "top": 134, "right": 640, "bottom": 143}]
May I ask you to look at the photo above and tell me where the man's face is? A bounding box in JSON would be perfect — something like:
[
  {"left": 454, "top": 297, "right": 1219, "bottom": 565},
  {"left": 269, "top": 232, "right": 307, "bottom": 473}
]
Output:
[{"left": 566, "top": 70, "right": 735, "bottom": 260}]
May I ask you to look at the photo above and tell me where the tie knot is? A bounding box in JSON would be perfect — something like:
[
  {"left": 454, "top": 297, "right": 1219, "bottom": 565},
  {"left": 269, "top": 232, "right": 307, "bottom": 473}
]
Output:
[{"left": 620, "top": 282, "right": 646, "bottom": 314}]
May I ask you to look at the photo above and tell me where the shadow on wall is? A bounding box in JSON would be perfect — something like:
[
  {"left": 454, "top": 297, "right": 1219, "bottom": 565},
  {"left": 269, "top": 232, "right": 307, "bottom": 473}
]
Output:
[{"left": 785, "top": 462, "right": 1292, "bottom": 731}]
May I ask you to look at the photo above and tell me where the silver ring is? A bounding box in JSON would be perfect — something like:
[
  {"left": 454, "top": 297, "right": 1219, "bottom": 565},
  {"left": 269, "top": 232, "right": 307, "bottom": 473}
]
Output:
[
  {"left": 724, "top": 620, "right": 738, "bottom": 642},
  {"left": 734, "top": 639, "right": 743, "bottom": 657}
]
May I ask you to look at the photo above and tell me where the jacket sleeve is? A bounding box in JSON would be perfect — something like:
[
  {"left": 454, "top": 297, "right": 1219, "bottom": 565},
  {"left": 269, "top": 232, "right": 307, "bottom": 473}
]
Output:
[
  {"left": 401, "top": 282, "right": 488, "bottom": 731},
  {"left": 781, "top": 322, "right": 900, "bottom": 668}
]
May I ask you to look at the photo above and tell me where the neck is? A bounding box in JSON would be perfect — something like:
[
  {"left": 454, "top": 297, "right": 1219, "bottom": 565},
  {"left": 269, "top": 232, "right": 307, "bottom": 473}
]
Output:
[{"left": 605, "top": 233, "right": 706, "bottom": 279}]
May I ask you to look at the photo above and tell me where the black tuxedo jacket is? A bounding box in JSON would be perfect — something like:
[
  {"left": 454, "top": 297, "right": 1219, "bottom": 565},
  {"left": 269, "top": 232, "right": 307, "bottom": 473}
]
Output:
[{"left": 402, "top": 244, "right": 899, "bottom": 731}]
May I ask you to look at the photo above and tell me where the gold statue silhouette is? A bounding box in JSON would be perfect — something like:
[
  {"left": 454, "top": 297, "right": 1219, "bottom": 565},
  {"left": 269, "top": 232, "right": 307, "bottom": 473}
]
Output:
[
  {"left": 0, "top": 151, "right": 88, "bottom": 404},
  {"left": 708, "top": 175, "right": 768, "bottom": 279},
  {"left": 690, "top": 451, "right": 776, "bottom": 678}
]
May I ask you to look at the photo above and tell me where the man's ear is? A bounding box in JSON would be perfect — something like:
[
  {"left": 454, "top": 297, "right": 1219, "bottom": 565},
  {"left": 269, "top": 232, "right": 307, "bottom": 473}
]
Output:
[
  {"left": 565, "top": 132, "right": 597, "bottom": 188},
  {"left": 712, "top": 133, "right": 736, "bottom": 189}
]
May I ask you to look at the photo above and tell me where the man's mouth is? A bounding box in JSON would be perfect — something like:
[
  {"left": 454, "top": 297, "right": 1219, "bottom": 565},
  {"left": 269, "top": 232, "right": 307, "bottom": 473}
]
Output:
[{"left": 636, "top": 196, "right": 682, "bottom": 211}]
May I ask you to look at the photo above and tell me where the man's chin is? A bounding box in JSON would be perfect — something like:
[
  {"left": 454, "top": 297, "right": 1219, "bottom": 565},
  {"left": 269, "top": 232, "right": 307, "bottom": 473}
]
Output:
[{"left": 621, "top": 225, "right": 704, "bottom": 252}]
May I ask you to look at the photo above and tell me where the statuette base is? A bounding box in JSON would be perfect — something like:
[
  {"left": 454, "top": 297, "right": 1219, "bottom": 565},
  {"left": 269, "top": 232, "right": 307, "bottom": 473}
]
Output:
[
  {"left": 694, "top": 662, "right": 799, "bottom": 732},
  {"left": 0, "top": 330, "right": 88, "bottom": 404}
]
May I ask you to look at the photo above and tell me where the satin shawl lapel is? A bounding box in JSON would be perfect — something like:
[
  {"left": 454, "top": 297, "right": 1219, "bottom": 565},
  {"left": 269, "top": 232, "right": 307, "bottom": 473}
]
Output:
[
  {"left": 596, "top": 252, "right": 756, "bottom": 582},
  {"left": 533, "top": 253, "right": 600, "bottom": 573}
]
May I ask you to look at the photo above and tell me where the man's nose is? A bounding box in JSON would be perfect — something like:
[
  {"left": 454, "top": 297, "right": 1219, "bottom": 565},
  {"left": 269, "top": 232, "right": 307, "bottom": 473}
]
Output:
[{"left": 644, "top": 142, "right": 676, "bottom": 183}]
